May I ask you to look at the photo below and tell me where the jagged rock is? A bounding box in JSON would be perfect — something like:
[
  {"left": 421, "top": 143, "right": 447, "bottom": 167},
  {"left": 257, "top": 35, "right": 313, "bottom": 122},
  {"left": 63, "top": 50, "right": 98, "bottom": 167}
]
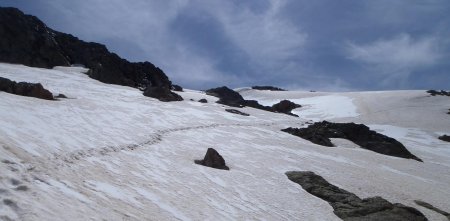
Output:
[
  {"left": 252, "top": 86, "right": 285, "bottom": 91},
  {"left": 195, "top": 148, "right": 229, "bottom": 170},
  {"left": 286, "top": 171, "right": 427, "bottom": 221},
  {"left": 427, "top": 90, "right": 450, "bottom": 96},
  {"left": 272, "top": 100, "right": 301, "bottom": 116},
  {"left": 438, "top": 135, "right": 450, "bottom": 142},
  {"left": 0, "top": 7, "right": 177, "bottom": 101},
  {"left": 198, "top": 99, "right": 208, "bottom": 103},
  {"left": 143, "top": 87, "right": 183, "bottom": 102},
  {"left": 225, "top": 109, "right": 250, "bottom": 116},
  {"left": 0, "top": 77, "right": 54, "bottom": 100},
  {"left": 172, "top": 85, "right": 183, "bottom": 92},
  {"left": 282, "top": 121, "right": 422, "bottom": 161},
  {"left": 205, "top": 86, "right": 246, "bottom": 107}
]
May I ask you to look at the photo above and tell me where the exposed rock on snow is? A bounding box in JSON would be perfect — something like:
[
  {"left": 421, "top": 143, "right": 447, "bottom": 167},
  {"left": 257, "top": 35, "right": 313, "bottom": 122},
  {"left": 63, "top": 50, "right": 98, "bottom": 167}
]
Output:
[
  {"left": 225, "top": 109, "right": 250, "bottom": 116},
  {"left": 438, "top": 135, "right": 450, "bottom": 142},
  {"left": 198, "top": 98, "right": 208, "bottom": 103},
  {"left": 414, "top": 200, "right": 450, "bottom": 220},
  {"left": 251, "top": 86, "right": 285, "bottom": 91},
  {"left": 271, "top": 100, "right": 301, "bottom": 116},
  {"left": 0, "top": 7, "right": 177, "bottom": 101},
  {"left": 0, "top": 77, "right": 53, "bottom": 100},
  {"left": 427, "top": 90, "right": 450, "bottom": 97},
  {"left": 171, "top": 85, "right": 183, "bottom": 92},
  {"left": 286, "top": 171, "right": 427, "bottom": 221},
  {"left": 54, "top": 93, "right": 67, "bottom": 99},
  {"left": 282, "top": 121, "right": 422, "bottom": 161},
  {"left": 143, "top": 86, "right": 183, "bottom": 102},
  {"left": 194, "top": 148, "right": 229, "bottom": 170}
]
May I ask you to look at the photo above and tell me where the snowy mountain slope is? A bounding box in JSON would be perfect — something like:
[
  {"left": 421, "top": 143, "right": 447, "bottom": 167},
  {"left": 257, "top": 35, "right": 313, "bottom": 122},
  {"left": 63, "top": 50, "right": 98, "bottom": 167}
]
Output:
[{"left": 0, "top": 63, "right": 449, "bottom": 220}]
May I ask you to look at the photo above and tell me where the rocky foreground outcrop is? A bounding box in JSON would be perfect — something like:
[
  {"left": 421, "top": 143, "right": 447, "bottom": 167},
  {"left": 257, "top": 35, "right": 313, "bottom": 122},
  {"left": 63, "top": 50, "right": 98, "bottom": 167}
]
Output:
[
  {"left": 0, "top": 77, "right": 53, "bottom": 100},
  {"left": 286, "top": 171, "right": 427, "bottom": 221},
  {"left": 282, "top": 121, "right": 422, "bottom": 161},
  {"left": 0, "top": 7, "right": 181, "bottom": 101},
  {"left": 205, "top": 86, "right": 300, "bottom": 116},
  {"left": 194, "top": 148, "right": 229, "bottom": 170}
]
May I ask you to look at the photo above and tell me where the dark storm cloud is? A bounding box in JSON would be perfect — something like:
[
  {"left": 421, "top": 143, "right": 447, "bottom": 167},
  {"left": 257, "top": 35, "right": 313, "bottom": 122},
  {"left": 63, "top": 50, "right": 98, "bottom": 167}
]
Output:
[{"left": 2, "top": 0, "right": 449, "bottom": 90}]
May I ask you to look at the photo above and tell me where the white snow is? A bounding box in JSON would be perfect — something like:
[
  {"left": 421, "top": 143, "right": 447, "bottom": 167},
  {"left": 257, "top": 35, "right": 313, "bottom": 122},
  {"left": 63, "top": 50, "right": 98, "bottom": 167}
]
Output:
[{"left": 1, "top": 63, "right": 450, "bottom": 221}]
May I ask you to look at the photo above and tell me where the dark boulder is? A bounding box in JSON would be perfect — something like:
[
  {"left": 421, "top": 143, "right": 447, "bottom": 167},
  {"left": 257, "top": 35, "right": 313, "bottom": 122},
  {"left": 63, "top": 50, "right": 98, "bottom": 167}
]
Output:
[
  {"left": 282, "top": 121, "right": 422, "bottom": 161},
  {"left": 427, "top": 90, "right": 450, "bottom": 97},
  {"left": 143, "top": 87, "right": 183, "bottom": 102},
  {"left": 438, "top": 135, "right": 450, "bottom": 142},
  {"left": 272, "top": 100, "right": 301, "bottom": 116},
  {"left": 54, "top": 93, "right": 67, "bottom": 99},
  {"left": 0, "top": 77, "right": 53, "bottom": 100},
  {"left": 205, "top": 86, "right": 245, "bottom": 107},
  {"left": 286, "top": 171, "right": 427, "bottom": 221},
  {"left": 194, "top": 148, "right": 229, "bottom": 170},
  {"left": 172, "top": 84, "right": 183, "bottom": 92},
  {"left": 198, "top": 98, "right": 208, "bottom": 103},
  {"left": 0, "top": 7, "right": 177, "bottom": 101},
  {"left": 251, "top": 86, "right": 285, "bottom": 91},
  {"left": 225, "top": 109, "right": 250, "bottom": 116}
]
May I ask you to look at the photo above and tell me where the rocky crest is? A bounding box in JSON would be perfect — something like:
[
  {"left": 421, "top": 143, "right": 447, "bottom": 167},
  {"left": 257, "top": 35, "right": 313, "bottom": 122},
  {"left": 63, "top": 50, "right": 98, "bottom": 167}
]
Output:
[
  {"left": 286, "top": 171, "right": 427, "bottom": 221},
  {"left": 0, "top": 77, "right": 54, "bottom": 100},
  {"left": 0, "top": 7, "right": 181, "bottom": 101},
  {"left": 282, "top": 121, "right": 422, "bottom": 161}
]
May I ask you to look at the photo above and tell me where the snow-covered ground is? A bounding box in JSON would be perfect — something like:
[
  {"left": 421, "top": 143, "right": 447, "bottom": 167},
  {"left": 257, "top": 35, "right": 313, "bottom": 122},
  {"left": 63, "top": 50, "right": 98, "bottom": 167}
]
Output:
[{"left": 1, "top": 63, "right": 449, "bottom": 220}]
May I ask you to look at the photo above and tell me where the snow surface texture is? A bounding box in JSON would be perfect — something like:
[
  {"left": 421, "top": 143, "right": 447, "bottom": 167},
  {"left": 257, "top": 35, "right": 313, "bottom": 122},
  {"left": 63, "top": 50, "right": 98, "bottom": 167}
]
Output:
[{"left": 0, "top": 63, "right": 449, "bottom": 220}]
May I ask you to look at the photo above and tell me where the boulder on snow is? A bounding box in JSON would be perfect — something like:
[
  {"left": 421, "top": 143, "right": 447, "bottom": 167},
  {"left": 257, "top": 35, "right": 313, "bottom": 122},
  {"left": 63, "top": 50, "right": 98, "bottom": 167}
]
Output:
[
  {"left": 286, "top": 171, "right": 427, "bottom": 221},
  {"left": 194, "top": 148, "right": 229, "bottom": 170},
  {"left": 438, "top": 135, "right": 450, "bottom": 142},
  {"left": 143, "top": 86, "right": 183, "bottom": 102},
  {"left": 251, "top": 86, "right": 285, "bottom": 91},
  {"left": 54, "top": 93, "right": 67, "bottom": 99},
  {"left": 282, "top": 121, "right": 422, "bottom": 162},
  {"left": 427, "top": 90, "right": 450, "bottom": 97},
  {"left": 205, "top": 86, "right": 245, "bottom": 107},
  {"left": 225, "top": 109, "right": 250, "bottom": 116},
  {"left": 271, "top": 100, "right": 301, "bottom": 116},
  {"left": 0, "top": 77, "right": 54, "bottom": 100},
  {"left": 198, "top": 98, "right": 208, "bottom": 103}
]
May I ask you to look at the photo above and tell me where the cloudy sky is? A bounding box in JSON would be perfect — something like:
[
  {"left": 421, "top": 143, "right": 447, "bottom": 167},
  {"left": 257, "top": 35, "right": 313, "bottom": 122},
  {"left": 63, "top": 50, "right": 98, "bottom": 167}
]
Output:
[{"left": 2, "top": 0, "right": 449, "bottom": 91}]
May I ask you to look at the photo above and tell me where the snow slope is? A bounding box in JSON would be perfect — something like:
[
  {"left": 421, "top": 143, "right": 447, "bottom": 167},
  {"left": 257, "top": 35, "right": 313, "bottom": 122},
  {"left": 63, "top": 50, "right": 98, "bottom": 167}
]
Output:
[{"left": 1, "top": 63, "right": 449, "bottom": 220}]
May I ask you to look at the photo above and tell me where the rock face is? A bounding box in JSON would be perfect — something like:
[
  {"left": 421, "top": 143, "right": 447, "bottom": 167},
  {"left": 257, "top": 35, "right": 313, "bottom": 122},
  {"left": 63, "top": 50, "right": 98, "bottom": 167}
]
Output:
[
  {"left": 225, "top": 109, "right": 250, "bottom": 116},
  {"left": 282, "top": 121, "right": 422, "bottom": 162},
  {"left": 438, "top": 135, "right": 450, "bottom": 142},
  {"left": 205, "top": 86, "right": 299, "bottom": 116},
  {"left": 271, "top": 100, "right": 301, "bottom": 116},
  {"left": 251, "top": 86, "right": 285, "bottom": 91},
  {"left": 0, "top": 7, "right": 180, "bottom": 101},
  {"left": 427, "top": 90, "right": 450, "bottom": 96},
  {"left": 194, "top": 148, "right": 229, "bottom": 170},
  {"left": 286, "top": 171, "right": 427, "bottom": 221},
  {"left": 0, "top": 77, "right": 54, "bottom": 100}
]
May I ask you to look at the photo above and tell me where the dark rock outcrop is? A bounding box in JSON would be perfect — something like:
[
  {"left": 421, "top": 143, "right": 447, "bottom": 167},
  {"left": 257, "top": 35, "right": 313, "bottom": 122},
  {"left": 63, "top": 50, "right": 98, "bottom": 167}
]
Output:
[
  {"left": 205, "top": 86, "right": 299, "bottom": 116},
  {"left": 282, "top": 121, "right": 422, "bottom": 161},
  {"left": 0, "top": 77, "right": 53, "bottom": 100},
  {"left": 54, "top": 93, "right": 67, "bottom": 99},
  {"left": 198, "top": 98, "right": 208, "bottom": 103},
  {"left": 427, "top": 90, "right": 450, "bottom": 97},
  {"left": 172, "top": 85, "right": 183, "bottom": 92},
  {"left": 225, "top": 109, "right": 250, "bottom": 116},
  {"left": 0, "top": 7, "right": 180, "bottom": 101},
  {"left": 271, "top": 100, "right": 301, "bottom": 116},
  {"left": 194, "top": 148, "right": 229, "bottom": 170},
  {"left": 251, "top": 86, "right": 285, "bottom": 91},
  {"left": 438, "top": 135, "right": 450, "bottom": 142},
  {"left": 143, "top": 86, "right": 183, "bottom": 102},
  {"left": 205, "top": 86, "right": 246, "bottom": 107},
  {"left": 286, "top": 171, "right": 427, "bottom": 221}
]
